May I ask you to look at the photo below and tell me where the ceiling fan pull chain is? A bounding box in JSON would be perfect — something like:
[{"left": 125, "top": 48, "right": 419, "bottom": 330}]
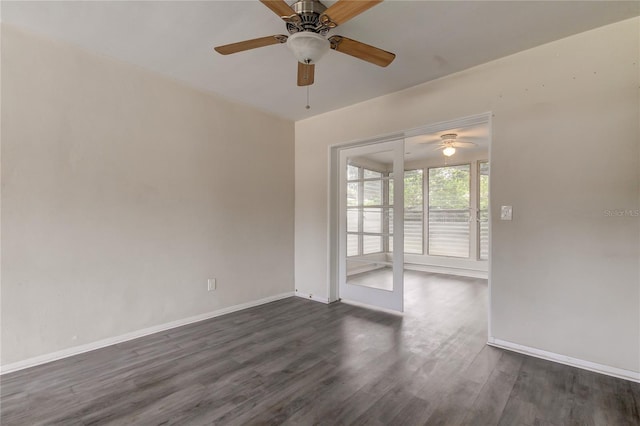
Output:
[{"left": 306, "top": 82, "right": 311, "bottom": 109}]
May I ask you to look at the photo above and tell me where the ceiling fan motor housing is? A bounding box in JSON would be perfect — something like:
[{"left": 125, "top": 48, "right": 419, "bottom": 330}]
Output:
[{"left": 287, "top": 0, "right": 330, "bottom": 35}]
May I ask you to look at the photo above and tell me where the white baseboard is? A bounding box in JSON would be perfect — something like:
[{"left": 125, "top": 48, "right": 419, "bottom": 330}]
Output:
[
  {"left": 0, "top": 292, "right": 294, "bottom": 375},
  {"left": 404, "top": 263, "right": 488, "bottom": 279},
  {"left": 347, "top": 264, "right": 385, "bottom": 276},
  {"left": 488, "top": 337, "right": 640, "bottom": 383},
  {"left": 294, "top": 290, "right": 330, "bottom": 304}
]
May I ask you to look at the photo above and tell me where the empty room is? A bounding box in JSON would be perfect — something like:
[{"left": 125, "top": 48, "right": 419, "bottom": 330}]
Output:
[{"left": 1, "top": 1, "right": 639, "bottom": 425}]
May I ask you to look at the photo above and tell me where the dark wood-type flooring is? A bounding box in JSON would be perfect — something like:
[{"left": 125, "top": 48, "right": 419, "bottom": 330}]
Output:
[{"left": 2, "top": 271, "right": 639, "bottom": 425}]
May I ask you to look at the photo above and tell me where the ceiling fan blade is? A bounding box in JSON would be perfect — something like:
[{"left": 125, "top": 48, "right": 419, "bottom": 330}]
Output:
[
  {"left": 259, "top": 0, "right": 297, "bottom": 20},
  {"left": 214, "top": 35, "right": 287, "bottom": 55},
  {"left": 455, "top": 141, "right": 478, "bottom": 146},
  {"left": 329, "top": 36, "right": 395, "bottom": 67},
  {"left": 297, "top": 62, "right": 315, "bottom": 86},
  {"left": 320, "top": 0, "right": 382, "bottom": 27}
]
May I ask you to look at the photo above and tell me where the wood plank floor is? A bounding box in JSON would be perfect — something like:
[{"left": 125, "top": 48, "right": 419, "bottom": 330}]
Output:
[{"left": 2, "top": 271, "right": 639, "bottom": 425}]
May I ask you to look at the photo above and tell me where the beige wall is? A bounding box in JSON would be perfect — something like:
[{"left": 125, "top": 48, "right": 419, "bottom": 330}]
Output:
[
  {"left": 1, "top": 25, "right": 295, "bottom": 365},
  {"left": 295, "top": 18, "right": 640, "bottom": 372}
]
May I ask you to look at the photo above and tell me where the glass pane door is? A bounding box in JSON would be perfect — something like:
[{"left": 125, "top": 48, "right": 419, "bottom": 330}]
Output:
[{"left": 338, "top": 139, "right": 404, "bottom": 312}]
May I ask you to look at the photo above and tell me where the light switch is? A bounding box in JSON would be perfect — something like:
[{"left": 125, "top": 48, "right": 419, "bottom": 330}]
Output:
[{"left": 501, "top": 205, "right": 513, "bottom": 221}]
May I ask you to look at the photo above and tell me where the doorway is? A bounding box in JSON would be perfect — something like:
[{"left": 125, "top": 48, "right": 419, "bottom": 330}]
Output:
[{"left": 329, "top": 113, "right": 491, "bottom": 329}]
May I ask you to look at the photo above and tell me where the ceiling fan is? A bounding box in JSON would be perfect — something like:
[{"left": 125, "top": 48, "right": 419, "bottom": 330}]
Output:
[
  {"left": 214, "top": 0, "right": 396, "bottom": 87},
  {"left": 423, "top": 134, "right": 478, "bottom": 157}
]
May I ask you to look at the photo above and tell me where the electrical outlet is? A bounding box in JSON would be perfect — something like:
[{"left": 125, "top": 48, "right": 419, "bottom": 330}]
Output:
[{"left": 207, "top": 278, "right": 216, "bottom": 291}]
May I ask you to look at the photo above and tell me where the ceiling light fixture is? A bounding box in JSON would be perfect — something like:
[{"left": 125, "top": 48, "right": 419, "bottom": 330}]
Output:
[
  {"left": 287, "top": 32, "right": 330, "bottom": 64},
  {"left": 443, "top": 146, "right": 456, "bottom": 157},
  {"left": 441, "top": 133, "right": 458, "bottom": 157},
  {"left": 286, "top": 31, "right": 330, "bottom": 110}
]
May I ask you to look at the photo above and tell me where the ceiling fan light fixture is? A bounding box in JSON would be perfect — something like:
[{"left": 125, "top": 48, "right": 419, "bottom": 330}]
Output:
[
  {"left": 287, "top": 31, "right": 330, "bottom": 64},
  {"left": 441, "top": 133, "right": 457, "bottom": 157},
  {"left": 441, "top": 133, "right": 457, "bottom": 143}
]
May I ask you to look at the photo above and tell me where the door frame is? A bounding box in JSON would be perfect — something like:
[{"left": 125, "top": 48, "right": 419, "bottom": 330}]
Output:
[
  {"left": 328, "top": 133, "right": 404, "bottom": 304},
  {"left": 327, "top": 112, "right": 493, "bottom": 337}
]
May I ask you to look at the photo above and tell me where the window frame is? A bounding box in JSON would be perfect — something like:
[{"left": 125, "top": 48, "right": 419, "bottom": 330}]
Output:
[
  {"left": 348, "top": 160, "right": 488, "bottom": 260},
  {"left": 477, "top": 160, "right": 490, "bottom": 261}
]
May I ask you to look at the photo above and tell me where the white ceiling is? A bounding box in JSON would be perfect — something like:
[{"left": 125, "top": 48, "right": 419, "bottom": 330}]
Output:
[{"left": 2, "top": 1, "right": 638, "bottom": 121}]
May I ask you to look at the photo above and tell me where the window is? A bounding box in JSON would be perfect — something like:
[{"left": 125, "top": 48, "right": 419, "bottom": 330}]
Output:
[
  {"left": 404, "top": 170, "right": 424, "bottom": 254},
  {"left": 346, "top": 164, "right": 385, "bottom": 256},
  {"left": 389, "top": 170, "right": 424, "bottom": 254},
  {"left": 428, "top": 164, "right": 470, "bottom": 257},
  {"left": 478, "top": 162, "right": 489, "bottom": 260},
  {"left": 348, "top": 161, "right": 487, "bottom": 260}
]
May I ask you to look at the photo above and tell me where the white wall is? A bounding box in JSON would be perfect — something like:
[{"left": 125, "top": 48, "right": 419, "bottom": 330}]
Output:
[
  {"left": 295, "top": 18, "right": 640, "bottom": 373},
  {"left": 1, "top": 25, "right": 295, "bottom": 366}
]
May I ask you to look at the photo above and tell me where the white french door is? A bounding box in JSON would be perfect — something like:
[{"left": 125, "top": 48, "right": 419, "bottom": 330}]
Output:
[{"left": 338, "top": 139, "right": 404, "bottom": 312}]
